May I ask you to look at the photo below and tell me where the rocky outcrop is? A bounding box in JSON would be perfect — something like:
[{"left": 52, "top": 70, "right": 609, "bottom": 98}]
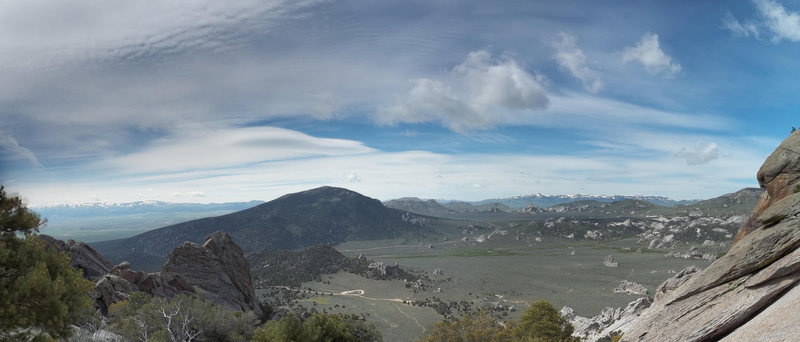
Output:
[
  {"left": 663, "top": 246, "right": 717, "bottom": 261},
  {"left": 613, "top": 280, "right": 648, "bottom": 295},
  {"left": 603, "top": 255, "right": 619, "bottom": 267},
  {"left": 40, "top": 235, "right": 112, "bottom": 280},
  {"left": 563, "top": 297, "right": 651, "bottom": 342},
  {"left": 163, "top": 231, "right": 261, "bottom": 315},
  {"left": 92, "top": 231, "right": 262, "bottom": 317},
  {"left": 621, "top": 132, "right": 800, "bottom": 341}
]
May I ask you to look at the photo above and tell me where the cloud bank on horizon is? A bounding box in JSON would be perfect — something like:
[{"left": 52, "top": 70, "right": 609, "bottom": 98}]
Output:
[{"left": 1, "top": 0, "right": 797, "bottom": 206}]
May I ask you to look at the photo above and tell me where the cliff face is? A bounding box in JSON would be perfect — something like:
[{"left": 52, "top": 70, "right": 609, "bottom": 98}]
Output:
[{"left": 623, "top": 133, "right": 800, "bottom": 341}]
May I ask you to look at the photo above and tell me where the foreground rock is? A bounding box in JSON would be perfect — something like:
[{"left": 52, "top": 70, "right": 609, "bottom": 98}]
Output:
[
  {"left": 652, "top": 266, "right": 699, "bottom": 302},
  {"left": 93, "top": 231, "right": 263, "bottom": 317},
  {"left": 621, "top": 132, "right": 800, "bottom": 341},
  {"left": 40, "top": 235, "right": 112, "bottom": 280},
  {"left": 563, "top": 297, "right": 651, "bottom": 342}
]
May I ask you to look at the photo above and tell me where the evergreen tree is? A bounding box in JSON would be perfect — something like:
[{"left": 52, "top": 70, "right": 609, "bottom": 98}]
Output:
[
  {"left": 511, "top": 300, "right": 579, "bottom": 342},
  {"left": 0, "top": 186, "right": 94, "bottom": 341}
]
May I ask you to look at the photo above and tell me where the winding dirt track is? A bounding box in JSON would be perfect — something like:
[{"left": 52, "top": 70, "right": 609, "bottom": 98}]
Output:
[
  {"left": 269, "top": 286, "right": 427, "bottom": 333},
  {"left": 269, "top": 286, "right": 404, "bottom": 303},
  {"left": 339, "top": 240, "right": 463, "bottom": 253},
  {"left": 395, "top": 304, "right": 426, "bottom": 334}
]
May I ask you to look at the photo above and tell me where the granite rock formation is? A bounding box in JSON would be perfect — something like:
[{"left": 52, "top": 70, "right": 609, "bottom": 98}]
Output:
[
  {"left": 563, "top": 297, "right": 651, "bottom": 342},
  {"left": 39, "top": 235, "right": 112, "bottom": 280},
  {"left": 613, "top": 280, "right": 648, "bottom": 296},
  {"left": 92, "top": 231, "right": 262, "bottom": 317},
  {"left": 622, "top": 132, "right": 800, "bottom": 341},
  {"left": 163, "top": 231, "right": 261, "bottom": 314}
]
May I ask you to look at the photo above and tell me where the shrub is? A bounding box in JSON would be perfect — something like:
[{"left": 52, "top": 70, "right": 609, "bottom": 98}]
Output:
[
  {"left": 109, "top": 292, "right": 258, "bottom": 342},
  {"left": 418, "top": 300, "right": 579, "bottom": 342},
  {"left": 418, "top": 311, "right": 511, "bottom": 342},
  {"left": 252, "top": 312, "right": 376, "bottom": 342}
]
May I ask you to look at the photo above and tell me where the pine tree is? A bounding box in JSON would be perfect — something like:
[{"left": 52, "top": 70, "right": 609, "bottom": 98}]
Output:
[{"left": 0, "top": 186, "right": 94, "bottom": 341}]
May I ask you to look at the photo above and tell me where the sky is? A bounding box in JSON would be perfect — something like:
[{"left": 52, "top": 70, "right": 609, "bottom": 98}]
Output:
[{"left": 1, "top": 0, "right": 799, "bottom": 206}]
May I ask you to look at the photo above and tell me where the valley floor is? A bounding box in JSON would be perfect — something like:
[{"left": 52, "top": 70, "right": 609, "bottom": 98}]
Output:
[{"left": 257, "top": 236, "right": 721, "bottom": 342}]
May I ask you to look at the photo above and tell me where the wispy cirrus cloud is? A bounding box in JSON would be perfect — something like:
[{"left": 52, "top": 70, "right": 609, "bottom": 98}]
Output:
[
  {"left": 0, "top": 0, "right": 319, "bottom": 71},
  {"left": 0, "top": 133, "right": 42, "bottom": 168},
  {"left": 723, "top": 0, "right": 800, "bottom": 42},
  {"left": 722, "top": 12, "right": 760, "bottom": 39},
  {"left": 552, "top": 33, "right": 603, "bottom": 93}
]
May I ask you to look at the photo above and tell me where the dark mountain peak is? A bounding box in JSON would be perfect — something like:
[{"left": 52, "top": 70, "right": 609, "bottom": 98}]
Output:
[
  {"left": 243, "top": 186, "right": 383, "bottom": 213},
  {"left": 93, "top": 187, "right": 430, "bottom": 271},
  {"left": 282, "top": 186, "right": 366, "bottom": 199}
]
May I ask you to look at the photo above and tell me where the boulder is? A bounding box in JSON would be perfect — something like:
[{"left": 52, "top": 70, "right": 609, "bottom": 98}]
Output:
[
  {"left": 40, "top": 235, "right": 112, "bottom": 280},
  {"left": 603, "top": 255, "right": 619, "bottom": 267},
  {"left": 621, "top": 132, "right": 800, "bottom": 341}
]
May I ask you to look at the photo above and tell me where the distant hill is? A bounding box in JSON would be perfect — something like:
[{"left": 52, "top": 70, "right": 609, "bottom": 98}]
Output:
[
  {"left": 92, "top": 187, "right": 430, "bottom": 271},
  {"left": 440, "top": 201, "right": 513, "bottom": 213},
  {"left": 383, "top": 197, "right": 513, "bottom": 217},
  {"left": 460, "top": 193, "right": 698, "bottom": 209},
  {"left": 678, "top": 187, "right": 763, "bottom": 216},
  {"left": 383, "top": 197, "right": 455, "bottom": 217}
]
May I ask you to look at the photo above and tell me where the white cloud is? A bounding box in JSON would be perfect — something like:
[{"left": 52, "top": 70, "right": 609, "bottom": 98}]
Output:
[
  {"left": 344, "top": 172, "right": 361, "bottom": 183},
  {"left": 755, "top": 0, "right": 800, "bottom": 42},
  {"left": 674, "top": 142, "right": 720, "bottom": 165},
  {"left": 0, "top": 133, "right": 42, "bottom": 168},
  {"left": 723, "top": 12, "right": 760, "bottom": 39},
  {"left": 552, "top": 33, "right": 603, "bottom": 93},
  {"left": 99, "top": 126, "right": 375, "bottom": 174},
  {"left": 622, "top": 33, "right": 682, "bottom": 78},
  {"left": 376, "top": 50, "right": 548, "bottom": 132},
  {"left": 170, "top": 191, "right": 206, "bottom": 198}
]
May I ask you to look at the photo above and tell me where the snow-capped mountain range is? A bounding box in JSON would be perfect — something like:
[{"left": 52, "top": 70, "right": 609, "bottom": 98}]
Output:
[
  {"left": 33, "top": 200, "right": 264, "bottom": 219},
  {"left": 439, "top": 193, "right": 699, "bottom": 209}
]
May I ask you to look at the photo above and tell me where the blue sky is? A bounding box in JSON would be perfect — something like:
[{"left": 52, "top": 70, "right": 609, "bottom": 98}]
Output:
[{"left": 1, "top": 0, "right": 798, "bottom": 206}]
